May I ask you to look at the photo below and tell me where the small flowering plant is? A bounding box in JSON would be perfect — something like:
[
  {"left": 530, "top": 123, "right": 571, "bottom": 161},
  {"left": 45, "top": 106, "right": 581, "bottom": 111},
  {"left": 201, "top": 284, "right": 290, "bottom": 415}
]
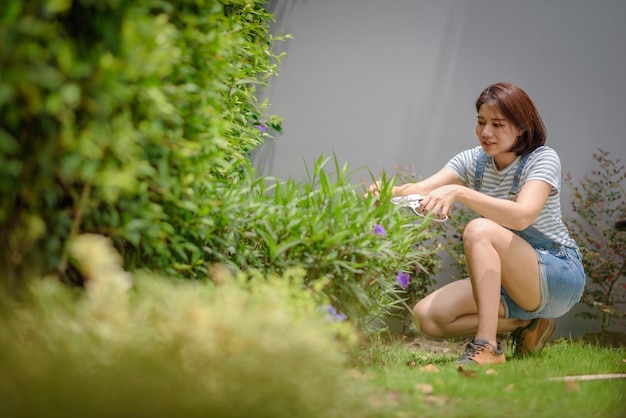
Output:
[
  {"left": 369, "top": 212, "right": 441, "bottom": 334},
  {"left": 564, "top": 149, "right": 626, "bottom": 333},
  {"left": 212, "top": 156, "right": 441, "bottom": 331},
  {"left": 256, "top": 119, "right": 267, "bottom": 134},
  {"left": 395, "top": 271, "right": 410, "bottom": 290},
  {"left": 324, "top": 305, "right": 348, "bottom": 322},
  {"left": 253, "top": 114, "right": 283, "bottom": 137},
  {"left": 373, "top": 224, "right": 387, "bottom": 238}
]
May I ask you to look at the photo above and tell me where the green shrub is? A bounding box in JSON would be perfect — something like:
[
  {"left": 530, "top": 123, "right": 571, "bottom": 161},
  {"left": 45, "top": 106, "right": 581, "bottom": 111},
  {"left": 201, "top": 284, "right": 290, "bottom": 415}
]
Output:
[
  {"left": 564, "top": 148, "right": 626, "bottom": 332},
  {"left": 0, "top": 0, "right": 285, "bottom": 286},
  {"left": 201, "top": 157, "right": 442, "bottom": 329}
]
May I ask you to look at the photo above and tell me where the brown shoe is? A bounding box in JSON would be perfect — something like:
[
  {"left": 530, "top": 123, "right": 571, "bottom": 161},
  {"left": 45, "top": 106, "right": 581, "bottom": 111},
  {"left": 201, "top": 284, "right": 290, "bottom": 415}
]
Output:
[
  {"left": 456, "top": 339, "right": 506, "bottom": 365},
  {"left": 509, "top": 318, "right": 555, "bottom": 356}
]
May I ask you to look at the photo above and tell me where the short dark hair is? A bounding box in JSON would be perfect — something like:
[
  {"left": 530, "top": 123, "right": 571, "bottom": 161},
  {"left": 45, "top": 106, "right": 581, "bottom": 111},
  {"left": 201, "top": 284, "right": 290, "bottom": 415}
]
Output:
[{"left": 475, "top": 82, "right": 547, "bottom": 156}]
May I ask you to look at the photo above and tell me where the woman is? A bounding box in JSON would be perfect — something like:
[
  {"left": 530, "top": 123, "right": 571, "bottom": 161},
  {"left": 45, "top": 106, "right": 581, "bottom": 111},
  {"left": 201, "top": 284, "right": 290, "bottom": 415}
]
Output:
[{"left": 369, "top": 82, "right": 585, "bottom": 365}]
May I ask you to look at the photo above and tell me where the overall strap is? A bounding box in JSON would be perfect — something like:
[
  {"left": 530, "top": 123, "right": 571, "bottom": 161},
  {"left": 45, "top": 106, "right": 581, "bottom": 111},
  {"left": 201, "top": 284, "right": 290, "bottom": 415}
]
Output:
[
  {"left": 473, "top": 149, "right": 489, "bottom": 191},
  {"left": 473, "top": 146, "right": 542, "bottom": 197},
  {"left": 509, "top": 147, "right": 541, "bottom": 200}
]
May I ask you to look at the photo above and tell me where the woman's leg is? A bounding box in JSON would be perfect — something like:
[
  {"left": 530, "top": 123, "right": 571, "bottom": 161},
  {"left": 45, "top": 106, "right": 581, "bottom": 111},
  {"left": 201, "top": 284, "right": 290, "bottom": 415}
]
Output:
[
  {"left": 413, "top": 280, "right": 528, "bottom": 338},
  {"left": 414, "top": 218, "right": 540, "bottom": 346}
]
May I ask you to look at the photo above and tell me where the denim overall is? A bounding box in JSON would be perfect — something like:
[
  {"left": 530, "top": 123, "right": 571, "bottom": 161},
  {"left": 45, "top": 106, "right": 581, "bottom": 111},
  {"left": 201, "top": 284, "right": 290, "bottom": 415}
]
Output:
[{"left": 473, "top": 149, "right": 586, "bottom": 319}]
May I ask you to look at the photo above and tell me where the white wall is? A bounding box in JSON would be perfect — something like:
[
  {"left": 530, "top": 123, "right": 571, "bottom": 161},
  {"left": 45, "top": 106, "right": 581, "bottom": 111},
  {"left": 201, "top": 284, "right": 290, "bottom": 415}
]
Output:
[
  {"left": 255, "top": 0, "right": 625, "bottom": 183},
  {"left": 253, "top": 0, "right": 626, "bottom": 337}
]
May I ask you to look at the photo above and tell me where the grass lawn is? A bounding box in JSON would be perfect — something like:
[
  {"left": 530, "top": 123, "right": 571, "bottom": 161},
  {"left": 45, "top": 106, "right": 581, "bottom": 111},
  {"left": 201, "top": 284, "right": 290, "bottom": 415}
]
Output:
[{"left": 356, "top": 335, "right": 626, "bottom": 418}]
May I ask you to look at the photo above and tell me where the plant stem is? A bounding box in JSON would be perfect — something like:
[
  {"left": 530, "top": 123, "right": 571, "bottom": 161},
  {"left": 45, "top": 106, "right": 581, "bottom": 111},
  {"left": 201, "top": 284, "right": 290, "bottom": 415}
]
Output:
[{"left": 57, "top": 184, "right": 91, "bottom": 276}]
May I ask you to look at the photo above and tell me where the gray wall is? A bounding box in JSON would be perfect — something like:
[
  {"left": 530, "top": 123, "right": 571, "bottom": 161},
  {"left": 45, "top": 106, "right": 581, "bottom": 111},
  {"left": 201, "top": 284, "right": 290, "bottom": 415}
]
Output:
[{"left": 253, "top": 0, "right": 626, "bottom": 337}]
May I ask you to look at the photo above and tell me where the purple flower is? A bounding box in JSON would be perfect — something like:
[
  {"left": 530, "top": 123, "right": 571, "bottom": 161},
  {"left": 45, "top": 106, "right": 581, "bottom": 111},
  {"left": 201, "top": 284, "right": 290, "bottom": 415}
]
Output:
[
  {"left": 396, "top": 271, "right": 410, "bottom": 290},
  {"left": 324, "top": 305, "right": 347, "bottom": 322},
  {"left": 373, "top": 224, "right": 387, "bottom": 238},
  {"left": 256, "top": 119, "right": 267, "bottom": 134}
]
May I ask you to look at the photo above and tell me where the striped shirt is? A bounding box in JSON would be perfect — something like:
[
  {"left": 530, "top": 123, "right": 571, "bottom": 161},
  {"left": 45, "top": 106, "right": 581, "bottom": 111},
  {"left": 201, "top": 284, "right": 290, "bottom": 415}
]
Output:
[{"left": 445, "top": 145, "right": 576, "bottom": 248}]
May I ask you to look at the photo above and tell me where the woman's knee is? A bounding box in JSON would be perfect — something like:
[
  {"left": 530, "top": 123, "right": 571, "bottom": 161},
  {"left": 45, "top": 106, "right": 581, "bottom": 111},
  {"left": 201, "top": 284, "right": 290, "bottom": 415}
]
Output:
[
  {"left": 463, "top": 217, "right": 500, "bottom": 249},
  {"left": 464, "top": 218, "right": 495, "bottom": 241},
  {"left": 412, "top": 299, "right": 445, "bottom": 338}
]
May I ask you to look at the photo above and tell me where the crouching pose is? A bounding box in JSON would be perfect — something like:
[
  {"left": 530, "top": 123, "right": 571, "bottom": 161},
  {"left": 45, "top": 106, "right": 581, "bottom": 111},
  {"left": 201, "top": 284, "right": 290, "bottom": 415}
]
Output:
[{"left": 369, "top": 82, "right": 585, "bottom": 365}]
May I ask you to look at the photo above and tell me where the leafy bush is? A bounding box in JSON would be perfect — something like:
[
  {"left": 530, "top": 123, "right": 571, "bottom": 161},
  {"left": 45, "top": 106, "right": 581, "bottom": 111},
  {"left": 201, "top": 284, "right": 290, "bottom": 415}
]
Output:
[
  {"left": 0, "top": 0, "right": 285, "bottom": 286},
  {"left": 201, "top": 157, "right": 442, "bottom": 329},
  {"left": 564, "top": 149, "right": 626, "bottom": 332},
  {"left": 0, "top": 234, "right": 368, "bottom": 418}
]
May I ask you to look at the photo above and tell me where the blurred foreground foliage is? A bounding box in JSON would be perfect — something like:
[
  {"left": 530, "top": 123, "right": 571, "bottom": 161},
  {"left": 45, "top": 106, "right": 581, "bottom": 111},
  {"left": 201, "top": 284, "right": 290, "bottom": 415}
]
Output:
[{"left": 0, "top": 234, "right": 368, "bottom": 418}]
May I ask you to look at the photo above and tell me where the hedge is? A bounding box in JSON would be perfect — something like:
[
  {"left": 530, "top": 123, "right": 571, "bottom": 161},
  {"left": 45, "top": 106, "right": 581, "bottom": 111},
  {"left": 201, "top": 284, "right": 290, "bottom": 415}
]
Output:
[{"left": 0, "top": 0, "right": 284, "bottom": 286}]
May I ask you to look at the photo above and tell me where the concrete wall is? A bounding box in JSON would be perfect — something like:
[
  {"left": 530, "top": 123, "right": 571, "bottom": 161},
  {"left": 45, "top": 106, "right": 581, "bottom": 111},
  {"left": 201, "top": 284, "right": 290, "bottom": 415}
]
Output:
[{"left": 253, "top": 0, "right": 626, "bottom": 338}]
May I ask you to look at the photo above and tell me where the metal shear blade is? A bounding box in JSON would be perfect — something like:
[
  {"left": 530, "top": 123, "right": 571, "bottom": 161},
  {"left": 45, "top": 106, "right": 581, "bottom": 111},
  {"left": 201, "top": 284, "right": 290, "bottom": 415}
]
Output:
[{"left": 391, "top": 194, "right": 447, "bottom": 222}]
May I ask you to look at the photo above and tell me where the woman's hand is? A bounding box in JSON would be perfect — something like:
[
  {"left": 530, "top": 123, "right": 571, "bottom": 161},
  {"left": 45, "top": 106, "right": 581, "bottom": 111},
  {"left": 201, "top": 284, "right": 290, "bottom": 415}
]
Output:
[
  {"left": 418, "top": 184, "right": 462, "bottom": 220},
  {"left": 364, "top": 167, "right": 463, "bottom": 201},
  {"left": 364, "top": 181, "right": 383, "bottom": 198}
]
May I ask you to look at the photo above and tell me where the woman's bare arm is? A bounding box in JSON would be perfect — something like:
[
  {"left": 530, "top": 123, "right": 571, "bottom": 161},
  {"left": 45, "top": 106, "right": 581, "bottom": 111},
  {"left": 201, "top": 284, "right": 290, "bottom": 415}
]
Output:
[
  {"left": 420, "top": 179, "right": 552, "bottom": 230},
  {"left": 390, "top": 167, "right": 465, "bottom": 196}
]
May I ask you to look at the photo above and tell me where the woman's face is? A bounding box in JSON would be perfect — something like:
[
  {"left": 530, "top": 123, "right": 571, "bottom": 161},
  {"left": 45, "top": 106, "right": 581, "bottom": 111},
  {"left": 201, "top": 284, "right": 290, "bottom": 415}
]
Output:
[{"left": 475, "top": 104, "right": 522, "bottom": 158}]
